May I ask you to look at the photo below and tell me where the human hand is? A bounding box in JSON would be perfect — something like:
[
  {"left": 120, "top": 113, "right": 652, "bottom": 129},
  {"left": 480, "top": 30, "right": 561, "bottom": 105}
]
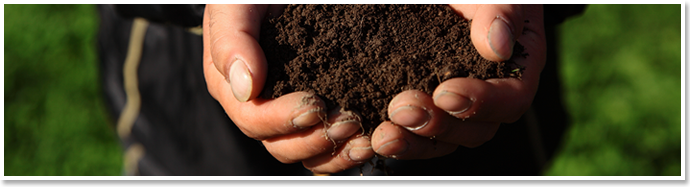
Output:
[
  {"left": 371, "top": 4, "right": 546, "bottom": 159},
  {"left": 202, "top": 4, "right": 375, "bottom": 173}
]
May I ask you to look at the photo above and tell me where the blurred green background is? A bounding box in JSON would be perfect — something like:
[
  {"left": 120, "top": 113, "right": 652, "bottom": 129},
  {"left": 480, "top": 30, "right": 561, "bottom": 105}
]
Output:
[
  {"left": 5, "top": 4, "right": 122, "bottom": 175},
  {"left": 4, "top": 4, "right": 681, "bottom": 176}
]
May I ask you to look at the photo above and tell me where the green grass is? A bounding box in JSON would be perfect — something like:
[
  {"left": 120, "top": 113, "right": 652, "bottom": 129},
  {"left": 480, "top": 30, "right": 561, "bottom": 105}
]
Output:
[
  {"left": 5, "top": 4, "right": 123, "bottom": 175},
  {"left": 544, "top": 4, "right": 681, "bottom": 176},
  {"left": 3, "top": 4, "right": 682, "bottom": 176}
]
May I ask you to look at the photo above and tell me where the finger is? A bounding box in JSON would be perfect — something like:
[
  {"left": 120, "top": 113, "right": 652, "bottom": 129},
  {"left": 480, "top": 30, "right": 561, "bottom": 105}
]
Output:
[
  {"left": 371, "top": 121, "right": 458, "bottom": 160},
  {"left": 205, "top": 5, "right": 269, "bottom": 102},
  {"left": 387, "top": 90, "right": 439, "bottom": 133},
  {"left": 261, "top": 123, "right": 332, "bottom": 164},
  {"left": 450, "top": 4, "right": 524, "bottom": 62},
  {"left": 209, "top": 72, "right": 327, "bottom": 140},
  {"left": 325, "top": 107, "right": 364, "bottom": 143},
  {"left": 303, "top": 135, "right": 375, "bottom": 174},
  {"left": 262, "top": 107, "right": 364, "bottom": 164},
  {"left": 388, "top": 90, "right": 500, "bottom": 147},
  {"left": 432, "top": 77, "right": 534, "bottom": 123}
]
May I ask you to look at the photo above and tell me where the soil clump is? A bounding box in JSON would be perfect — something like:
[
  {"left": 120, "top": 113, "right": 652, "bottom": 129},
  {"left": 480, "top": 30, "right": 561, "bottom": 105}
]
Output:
[{"left": 259, "top": 4, "right": 525, "bottom": 134}]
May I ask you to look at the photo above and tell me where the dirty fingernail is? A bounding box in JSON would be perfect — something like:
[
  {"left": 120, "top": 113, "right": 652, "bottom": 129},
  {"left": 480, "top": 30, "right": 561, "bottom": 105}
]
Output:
[
  {"left": 327, "top": 120, "right": 361, "bottom": 141},
  {"left": 229, "top": 59, "right": 253, "bottom": 102},
  {"left": 348, "top": 137, "right": 373, "bottom": 162},
  {"left": 434, "top": 91, "right": 472, "bottom": 115},
  {"left": 375, "top": 139, "right": 408, "bottom": 158},
  {"left": 390, "top": 105, "right": 430, "bottom": 131},
  {"left": 488, "top": 18, "right": 514, "bottom": 61},
  {"left": 292, "top": 108, "right": 325, "bottom": 129}
]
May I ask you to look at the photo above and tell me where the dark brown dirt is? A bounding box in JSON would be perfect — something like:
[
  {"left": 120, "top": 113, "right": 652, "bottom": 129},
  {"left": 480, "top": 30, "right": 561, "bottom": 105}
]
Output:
[{"left": 259, "top": 4, "right": 525, "bottom": 134}]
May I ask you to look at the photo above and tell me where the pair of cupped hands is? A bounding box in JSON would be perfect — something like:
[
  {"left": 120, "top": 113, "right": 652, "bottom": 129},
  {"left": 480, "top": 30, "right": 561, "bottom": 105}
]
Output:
[{"left": 203, "top": 4, "right": 546, "bottom": 174}]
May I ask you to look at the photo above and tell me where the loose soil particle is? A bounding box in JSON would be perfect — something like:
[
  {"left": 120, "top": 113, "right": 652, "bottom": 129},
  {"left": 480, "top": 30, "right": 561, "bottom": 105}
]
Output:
[{"left": 259, "top": 4, "right": 525, "bottom": 134}]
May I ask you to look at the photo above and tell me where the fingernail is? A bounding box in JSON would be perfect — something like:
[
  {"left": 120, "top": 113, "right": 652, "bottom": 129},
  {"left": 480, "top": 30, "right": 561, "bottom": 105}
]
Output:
[
  {"left": 327, "top": 120, "right": 361, "bottom": 141},
  {"left": 389, "top": 105, "right": 430, "bottom": 131},
  {"left": 488, "top": 18, "right": 514, "bottom": 61},
  {"left": 347, "top": 137, "right": 373, "bottom": 162},
  {"left": 292, "top": 108, "right": 325, "bottom": 129},
  {"left": 375, "top": 139, "right": 408, "bottom": 158},
  {"left": 434, "top": 91, "right": 472, "bottom": 115},
  {"left": 228, "top": 58, "right": 253, "bottom": 102}
]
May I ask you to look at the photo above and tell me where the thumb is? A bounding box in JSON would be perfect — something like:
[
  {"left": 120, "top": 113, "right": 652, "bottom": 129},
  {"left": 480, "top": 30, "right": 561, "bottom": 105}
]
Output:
[
  {"left": 452, "top": 5, "right": 524, "bottom": 62},
  {"left": 204, "top": 5, "right": 270, "bottom": 102}
]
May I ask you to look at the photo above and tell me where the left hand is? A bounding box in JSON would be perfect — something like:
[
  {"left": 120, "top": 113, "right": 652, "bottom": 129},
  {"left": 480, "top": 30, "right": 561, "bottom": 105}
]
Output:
[{"left": 371, "top": 4, "right": 547, "bottom": 159}]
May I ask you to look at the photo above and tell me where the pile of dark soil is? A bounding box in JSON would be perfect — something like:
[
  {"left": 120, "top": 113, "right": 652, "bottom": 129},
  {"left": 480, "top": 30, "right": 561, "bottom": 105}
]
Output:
[{"left": 259, "top": 4, "right": 524, "bottom": 134}]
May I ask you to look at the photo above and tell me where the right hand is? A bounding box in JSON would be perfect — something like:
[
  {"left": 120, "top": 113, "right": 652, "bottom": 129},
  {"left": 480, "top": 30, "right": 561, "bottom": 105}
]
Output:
[{"left": 202, "top": 4, "right": 375, "bottom": 174}]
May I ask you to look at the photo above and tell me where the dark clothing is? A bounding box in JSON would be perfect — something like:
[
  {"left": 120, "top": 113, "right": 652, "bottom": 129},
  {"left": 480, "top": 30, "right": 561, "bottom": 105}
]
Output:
[
  {"left": 97, "top": 4, "right": 585, "bottom": 176},
  {"left": 98, "top": 4, "right": 309, "bottom": 175}
]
